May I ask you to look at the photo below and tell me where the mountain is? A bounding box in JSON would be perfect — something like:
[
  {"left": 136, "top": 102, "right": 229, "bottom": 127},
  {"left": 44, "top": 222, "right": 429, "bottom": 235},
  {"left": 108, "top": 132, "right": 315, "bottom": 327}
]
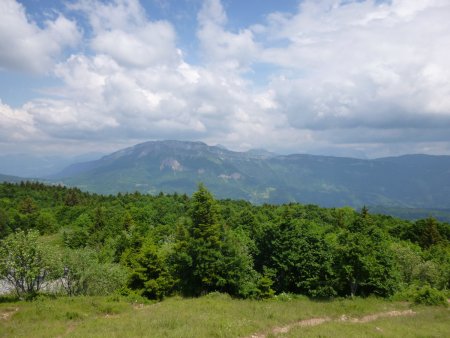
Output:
[
  {"left": 0, "top": 173, "right": 30, "bottom": 183},
  {"left": 52, "top": 140, "right": 450, "bottom": 209}
]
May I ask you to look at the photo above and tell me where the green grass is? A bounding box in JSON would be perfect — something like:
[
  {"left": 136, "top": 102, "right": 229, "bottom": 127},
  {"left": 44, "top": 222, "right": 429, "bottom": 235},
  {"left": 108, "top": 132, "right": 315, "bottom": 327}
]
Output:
[
  {"left": 286, "top": 306, "right": 450, "bottom": 337},
  {"left": 0, "top": 294, "right": 448, "bottom": 337}
]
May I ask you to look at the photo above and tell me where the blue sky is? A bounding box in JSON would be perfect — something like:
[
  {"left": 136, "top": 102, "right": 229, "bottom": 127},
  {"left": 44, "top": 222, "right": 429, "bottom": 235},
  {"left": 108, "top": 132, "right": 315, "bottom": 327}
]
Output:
[{"left": 1, "top": 0, "right": 450, "bottom": 158}]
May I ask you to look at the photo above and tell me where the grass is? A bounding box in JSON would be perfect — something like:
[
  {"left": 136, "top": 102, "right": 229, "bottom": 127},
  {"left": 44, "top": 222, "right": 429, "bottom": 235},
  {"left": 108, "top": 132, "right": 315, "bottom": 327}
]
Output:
[
  {"left": 286, "top": 306, "right": 450, "bottom": 337},
  {"left": 0, "top": 294, "right": 448, "bottom": 337}
]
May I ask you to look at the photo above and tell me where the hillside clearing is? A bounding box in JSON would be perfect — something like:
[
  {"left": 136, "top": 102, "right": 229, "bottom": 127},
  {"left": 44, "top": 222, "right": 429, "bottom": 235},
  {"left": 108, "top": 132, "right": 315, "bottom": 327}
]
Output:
[{"left": 0, "top": 295, "right": 448, "bottom": 338}]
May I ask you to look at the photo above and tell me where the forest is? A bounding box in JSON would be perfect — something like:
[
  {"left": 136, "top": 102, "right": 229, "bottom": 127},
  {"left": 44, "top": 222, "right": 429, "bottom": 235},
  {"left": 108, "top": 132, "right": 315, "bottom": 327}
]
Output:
[{"left": 0, "top": 181, "right": 449, "bottom": 304}]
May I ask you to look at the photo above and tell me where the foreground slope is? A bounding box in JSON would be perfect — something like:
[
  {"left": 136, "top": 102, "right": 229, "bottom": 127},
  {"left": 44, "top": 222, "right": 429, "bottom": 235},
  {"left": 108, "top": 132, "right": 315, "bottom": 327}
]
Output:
[
  {"left": 54, "top": 141, "right": 450, "bottom": 208},
  {"left": 0, "top": 295, "right": 448, "bottom": 338}
]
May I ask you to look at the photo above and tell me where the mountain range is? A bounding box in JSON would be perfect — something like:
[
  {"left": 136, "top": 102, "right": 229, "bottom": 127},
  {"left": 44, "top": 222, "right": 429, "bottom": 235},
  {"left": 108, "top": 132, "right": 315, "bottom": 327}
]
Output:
[{"left": 39, "top": 140, "right": 450, "bottom": 209}]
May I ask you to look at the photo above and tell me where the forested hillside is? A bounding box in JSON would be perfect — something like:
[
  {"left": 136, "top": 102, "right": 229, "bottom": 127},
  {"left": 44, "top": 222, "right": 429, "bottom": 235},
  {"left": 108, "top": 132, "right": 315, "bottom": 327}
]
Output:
[{"left": 0, "top": 182, "right": 449, "bottom": 302}]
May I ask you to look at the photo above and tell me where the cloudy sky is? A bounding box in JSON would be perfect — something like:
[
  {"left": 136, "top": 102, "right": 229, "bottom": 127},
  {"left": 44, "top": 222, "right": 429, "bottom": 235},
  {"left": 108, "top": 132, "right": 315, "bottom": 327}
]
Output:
[{"left": 1, "top": 0, "right": 450, "bottom": 158}]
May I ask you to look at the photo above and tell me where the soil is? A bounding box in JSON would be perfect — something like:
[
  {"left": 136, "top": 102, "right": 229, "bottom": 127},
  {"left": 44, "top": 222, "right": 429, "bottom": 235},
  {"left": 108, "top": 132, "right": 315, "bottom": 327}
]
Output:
[{"left": 247, "top": 309, "right": 416, "bottom": 338}]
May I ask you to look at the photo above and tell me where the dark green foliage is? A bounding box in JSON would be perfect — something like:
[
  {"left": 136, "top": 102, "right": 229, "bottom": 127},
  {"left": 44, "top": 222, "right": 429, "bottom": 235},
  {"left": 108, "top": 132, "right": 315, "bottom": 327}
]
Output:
[
  {"left": 0, "top": 182, "right": 449, "bottom": 302},
  {"left": 403, "top": 217, "right": 446, "bottom": 248},
  {"left": 0, "top": 208, "right": 11, "bottom": 238},
  {"left": 171, "top": 185, "right": 258, "bottom": 297},
  {"left": 336, "top": 215, "right": 399, "bottom": 297},
  {"left": 18, "top": 196, "right": 38, "bottom": 214},
  {"left": 257, "top": 213, "right": 336, "bottom": 297},
  {"left": 183, "top": 184, "right": 224, "bottom": 295},
  {"left": 63, "top": 227, "right": 89, "bottom": 249},
  {"left": 122, "top": 238, "right": 173, "bottom": 300}
]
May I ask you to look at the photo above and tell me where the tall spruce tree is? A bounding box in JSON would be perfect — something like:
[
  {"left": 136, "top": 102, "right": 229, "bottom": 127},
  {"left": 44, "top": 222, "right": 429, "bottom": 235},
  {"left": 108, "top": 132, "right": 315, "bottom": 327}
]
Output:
[
  {"left": 186, "top": 184, "right": 224, "bottom": 295},
  {"left": 169, "top": 184, "right": 224, "bottom": 296}
]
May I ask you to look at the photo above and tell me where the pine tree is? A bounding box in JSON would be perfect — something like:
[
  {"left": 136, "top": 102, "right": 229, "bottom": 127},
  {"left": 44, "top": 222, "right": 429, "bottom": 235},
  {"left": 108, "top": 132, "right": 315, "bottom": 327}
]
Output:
[{"left": 187, "top": 184, "right": 224, "bottom": 295}]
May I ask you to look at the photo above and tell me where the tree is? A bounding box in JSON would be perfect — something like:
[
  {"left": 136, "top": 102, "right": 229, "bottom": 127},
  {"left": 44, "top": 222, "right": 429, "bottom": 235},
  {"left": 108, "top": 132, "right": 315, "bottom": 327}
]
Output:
[
  {"left": 404, "top": 217, "right": 444, "bottom": 249},
  {"left": 335, "top": 216, "right": 399, "bottom": 297},
  {"left": 171, "top": 184, "right": 258, "bottom": 297},
  {"left": 0, "top": 230, "right": 58, "bottom": 299},
  {"left": 184, "top": 184, "right": 224, "bottom": 295},
  {"left": 122, "top": 238, "right": 173, "bottom": 300},
  {"left": 419, "top": 217, "right": 443, "bottom": 248},
  {"left": 257, "top": 213, "right": 336, "bottom": 297}
]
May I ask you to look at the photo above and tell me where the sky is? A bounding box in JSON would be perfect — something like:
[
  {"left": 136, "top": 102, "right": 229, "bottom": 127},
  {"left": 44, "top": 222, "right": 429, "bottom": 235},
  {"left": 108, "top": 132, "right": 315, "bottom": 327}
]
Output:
[{"left": 1, "top": 0, "right": 450, "bottom": 159}]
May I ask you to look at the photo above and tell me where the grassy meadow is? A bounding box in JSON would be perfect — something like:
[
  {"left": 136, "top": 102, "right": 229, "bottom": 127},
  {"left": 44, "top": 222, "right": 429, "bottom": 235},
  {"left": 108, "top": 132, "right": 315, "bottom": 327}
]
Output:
[{"left": 0, "top": 294, "right": 448, "bottom": 338}]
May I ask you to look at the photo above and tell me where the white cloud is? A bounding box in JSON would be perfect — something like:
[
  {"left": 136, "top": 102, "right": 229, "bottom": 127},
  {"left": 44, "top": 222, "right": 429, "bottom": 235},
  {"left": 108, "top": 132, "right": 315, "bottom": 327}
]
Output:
[
  {"left": 0, "top": 0, "right": 81, "bottom": 73},
  {"left": 2, "top": 0, "right": 450, "bottom": 158},
  {"left": 31, "top": 50, "right": 280, "bottom": 147},
  {"left": 91, "top": 23, "right": 178, "bottom": 67},
  {"left": 0, "top": 100, "right": 38, "bottom": 141},
  {"left": 233, "top": 0, "right": 450, "bottom": 157},
  {"left": 71, "top": 0, "right": 179, "bottom": 67},
  {"left": 197, "top": 0, "right": 259, "bottom": 70}
]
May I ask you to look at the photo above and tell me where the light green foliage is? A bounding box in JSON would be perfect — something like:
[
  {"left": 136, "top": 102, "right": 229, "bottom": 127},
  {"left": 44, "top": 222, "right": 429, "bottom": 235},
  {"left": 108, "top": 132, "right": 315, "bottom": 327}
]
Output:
[
  {"left": 423, "top": 244, "right": 450, "bottom": 289},
  {"left": 61, "top": 248, "right": 126, "bottom": 296},
  {"left": 83, "top": 263, "right": 127, "bottom": 296},
  {"left": 219, "top": 229, "right": 259, "bottom": 297},
  {"left": 413, "top": 285, "right": 448, "bottom": 306},
  {"left": 390, "top": 242, "right": 423, "bottom": 285},
  {"left": 35, "top": 210, "right": 58, "bottom": 234},
  {"left": 0, "top": 230, "right": 59, "bottom": 299},
  {"left": 393, "top": 284, "right": 448, "bottom": 306}
]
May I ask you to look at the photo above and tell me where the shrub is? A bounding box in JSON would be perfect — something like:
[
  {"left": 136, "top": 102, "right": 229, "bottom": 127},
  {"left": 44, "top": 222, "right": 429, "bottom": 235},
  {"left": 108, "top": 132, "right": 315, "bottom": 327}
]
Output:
[
  {"left": 0, "top": 230, "right": 59, "bottom": 299},
  {"left": 392, "top": 284, "right": 448, "bottom": 306},
  {"left": 414, "top": 285, "right": 448, "bottom": 306},
  {"left": 60, "top": 248, "right": 127, "bottom": 296}
]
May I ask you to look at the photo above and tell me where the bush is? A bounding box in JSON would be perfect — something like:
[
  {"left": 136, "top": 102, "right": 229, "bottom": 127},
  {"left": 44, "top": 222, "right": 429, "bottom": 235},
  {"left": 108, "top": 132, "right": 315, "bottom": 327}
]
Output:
[
  {"left": 392, "top": 284, "right": 448, "bottom": 306},
  {"left": 414, "top": 285, "right": 448, "bottom": 306},
  {"left": 61, "top": 248, "right": 127, "bottom": 296},
  {"left": 0, "top": 230, "right": 59, "bottom": 299}
]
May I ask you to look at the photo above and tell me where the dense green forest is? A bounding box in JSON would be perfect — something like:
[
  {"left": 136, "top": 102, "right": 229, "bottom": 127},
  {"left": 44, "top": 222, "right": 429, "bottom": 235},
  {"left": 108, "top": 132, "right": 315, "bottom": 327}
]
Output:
[{"left": 0, "top": 182, "right": 449, "bottom": 304}]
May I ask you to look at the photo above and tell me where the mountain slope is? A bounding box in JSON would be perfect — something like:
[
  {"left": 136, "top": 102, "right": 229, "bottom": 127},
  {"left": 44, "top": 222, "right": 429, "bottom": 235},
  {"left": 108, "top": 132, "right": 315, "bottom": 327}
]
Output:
[
  {"left": 54, "top": 141, "right": 450, "bottom": 208},
  {"left": 0, "top": 173, "right": 33, "bottom": 183}
]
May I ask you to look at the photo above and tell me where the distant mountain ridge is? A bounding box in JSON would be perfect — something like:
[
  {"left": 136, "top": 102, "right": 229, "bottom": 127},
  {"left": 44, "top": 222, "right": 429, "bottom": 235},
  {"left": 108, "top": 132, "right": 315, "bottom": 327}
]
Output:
[{"left": 50, "top": 140, "right": 450, "bottom": 209}]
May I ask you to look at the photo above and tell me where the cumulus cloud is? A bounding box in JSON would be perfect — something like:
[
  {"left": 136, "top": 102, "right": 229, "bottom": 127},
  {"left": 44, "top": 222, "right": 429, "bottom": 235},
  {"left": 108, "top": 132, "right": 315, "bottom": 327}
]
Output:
[
  {"left": 0, "top": 0, "right": 81, "bottom": 73},
  {"left": 32, "top": 51, "right": 279, "bottom": 147},
  {"left": 2, "top": 0, "right": 450, "bottom": 158},
  {"left": 0, "top": 100, "right": 38, "bottom": 142},
  {"left": 197, "top": 0, "right": 259, "bottom": 70},
  {"left": 6, "top": 0, "right": 279, "bottom": 152},
  {"left": 257, "top": 0, "right": 450, "bottom": 134},
  {"left": 70, "top": 0, "right": 179, "bottom": 67}
]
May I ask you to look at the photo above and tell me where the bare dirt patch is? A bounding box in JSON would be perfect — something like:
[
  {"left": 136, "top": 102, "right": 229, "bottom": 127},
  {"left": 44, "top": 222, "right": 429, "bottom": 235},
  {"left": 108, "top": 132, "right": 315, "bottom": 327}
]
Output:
[
  {"left": 272, "top": 317, "right": 331, "bottom": 334},
  {"left": 247, "top": 309, "right": 416, "bottom": 337},
  {"left": 0, "top": 307, "right": 19, "bottom": 320},
  {"left": 340, "top": 309, "right": 415, "bottom": 323}
]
